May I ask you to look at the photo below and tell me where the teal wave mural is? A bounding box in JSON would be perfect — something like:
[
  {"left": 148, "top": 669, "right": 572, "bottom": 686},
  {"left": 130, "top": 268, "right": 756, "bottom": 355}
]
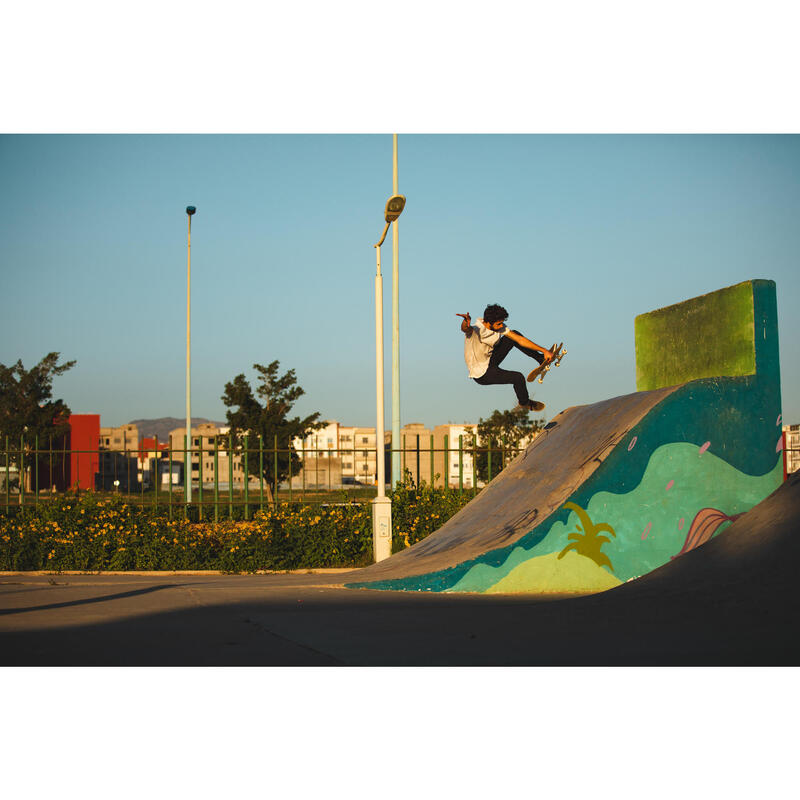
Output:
[
  {"left": 348, "top": 376, "right": 782, "bottom": 593},
  {"left": 447, "top": 442, "right": 782, "bottom": 592}
]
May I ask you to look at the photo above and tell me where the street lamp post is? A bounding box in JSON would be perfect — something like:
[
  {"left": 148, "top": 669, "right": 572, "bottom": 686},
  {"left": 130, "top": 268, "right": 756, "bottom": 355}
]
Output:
[
  {"left": 391, "top": 134, "right": 401, "bottom": 489},
  {"left": 373, "top": 193, "right": 406, "bottom": 562},
  {"left": 185, "top": 205, "right": 196, "bottom": 505}
]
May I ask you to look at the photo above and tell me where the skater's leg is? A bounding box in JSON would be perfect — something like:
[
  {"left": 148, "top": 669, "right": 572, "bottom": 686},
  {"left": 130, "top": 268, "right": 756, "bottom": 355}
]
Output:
[
  {"left": 474, "top": 365, "right": 529, "bottom": 405},
  {"left": 507, "top": 330, "right": 545, "bottom": 364},
  {"left": 489, "top": 330, "right": 544, "bottom": 368}
]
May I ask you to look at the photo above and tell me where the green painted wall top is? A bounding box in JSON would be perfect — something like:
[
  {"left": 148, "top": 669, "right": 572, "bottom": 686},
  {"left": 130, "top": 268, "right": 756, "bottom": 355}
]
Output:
[{"left": 635, "top": 279, "right": 778, "bottom": 391}]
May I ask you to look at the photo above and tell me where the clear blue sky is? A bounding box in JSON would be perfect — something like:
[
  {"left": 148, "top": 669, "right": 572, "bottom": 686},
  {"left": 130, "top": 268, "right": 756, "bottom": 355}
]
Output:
[{"left": 2, "top": 134, "right": 799, "bottom": 429}]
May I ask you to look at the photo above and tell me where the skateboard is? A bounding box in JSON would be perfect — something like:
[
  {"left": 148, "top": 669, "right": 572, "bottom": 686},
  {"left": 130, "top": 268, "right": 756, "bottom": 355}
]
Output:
[{"left": 527, "top": 342, "right": 567, "bottom": 384}]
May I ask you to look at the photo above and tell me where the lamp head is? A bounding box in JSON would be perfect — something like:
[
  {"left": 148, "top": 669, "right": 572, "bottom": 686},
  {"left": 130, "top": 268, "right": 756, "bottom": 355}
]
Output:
[
  {"left": 186, "top": 206, "right": 197, "bottom": 216},
  {"left": 384, "top": 194, "right": 406, "bottom": 223}
]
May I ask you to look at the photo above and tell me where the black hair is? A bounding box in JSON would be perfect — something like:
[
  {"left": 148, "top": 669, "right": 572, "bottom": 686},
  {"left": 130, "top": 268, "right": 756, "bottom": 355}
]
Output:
[{"left": 483, "top": 304, "right": 509, "bottom": 324}]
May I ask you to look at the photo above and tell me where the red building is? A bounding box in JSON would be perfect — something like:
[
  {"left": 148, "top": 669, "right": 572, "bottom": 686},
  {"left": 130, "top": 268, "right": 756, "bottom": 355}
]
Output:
[
  {"left": 68, "top": 414, "right": 100, "bottom": 490},
  {"left": 138, "top": 437, "right": 169, "bottom": 459}
]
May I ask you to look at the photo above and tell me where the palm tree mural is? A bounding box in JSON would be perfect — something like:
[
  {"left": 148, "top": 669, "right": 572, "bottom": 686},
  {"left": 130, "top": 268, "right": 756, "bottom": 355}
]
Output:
[{"left": 557, "top": 502, "right": 617, "bottom": 572}]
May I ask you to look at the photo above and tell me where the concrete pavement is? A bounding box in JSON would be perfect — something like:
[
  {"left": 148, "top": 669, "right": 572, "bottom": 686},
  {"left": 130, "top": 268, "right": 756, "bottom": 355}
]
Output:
[{"left": 0, "top": 568, "right": 795, "bottom": 666}]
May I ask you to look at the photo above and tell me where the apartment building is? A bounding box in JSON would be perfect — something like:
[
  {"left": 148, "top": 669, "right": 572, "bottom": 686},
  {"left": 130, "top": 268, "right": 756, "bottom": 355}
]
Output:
[
  {"left": 287, "top": 421, "right": 338, "bottom": 489},
  {"left": 99, "top": 423, "right": 139, "bottom": 453},
  {"left": 784, "top": 424, "right": 800, "bottom": 474},
  {"left": 342, "top": 426, "right": 379, "bottom": 485},
  {"left": 432, "top": 423, "right": 478, "bottom": 489},
  {"left": 428, "top": 423, "right": 541, "bottom": 489},
  {"left": 105, "top": 415, "right": 545, "bottom": 492},
  {"left": 95, "top": 422, "right": 139, "bottom": 490},
  {"left": 157, "top": 420, "right": 378, "bottom": 492},
  {"left": 135, "top": 437, "right": 169, "bottom": 489},
  {"left": 395, "top": 423, "right": 434, "bottom": 486},
  {"left": 293, "top": 422, "right": 379, "bottom": 486},
  {"left": 292, "top": 420, "right": 538, "bottom": 490},
  {"left": 167, "top": 423, "right": 251, "bottom": 489},
  {"left": 289, "top": 452, "right": 343, "bottom": 490}
]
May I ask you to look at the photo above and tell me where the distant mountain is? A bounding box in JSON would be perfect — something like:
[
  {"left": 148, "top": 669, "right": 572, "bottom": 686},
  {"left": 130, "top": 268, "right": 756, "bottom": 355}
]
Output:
[{"left": 128, "top": 417, "right": 227, "bottom": 442}]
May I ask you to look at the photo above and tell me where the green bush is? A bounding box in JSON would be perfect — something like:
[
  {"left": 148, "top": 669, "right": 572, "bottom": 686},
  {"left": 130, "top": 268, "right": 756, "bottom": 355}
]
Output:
[
  {"left": 389, "top": 471, "right": 476, "bottom": 553},
  {"left": 0, "top": 475, "right": 477, "bottom": 572}
]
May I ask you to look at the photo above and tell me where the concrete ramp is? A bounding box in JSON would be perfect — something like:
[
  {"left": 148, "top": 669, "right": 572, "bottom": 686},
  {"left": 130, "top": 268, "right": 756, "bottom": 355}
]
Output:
[{"left": 348, "top": 280, "right": 783, "bottom": 594}]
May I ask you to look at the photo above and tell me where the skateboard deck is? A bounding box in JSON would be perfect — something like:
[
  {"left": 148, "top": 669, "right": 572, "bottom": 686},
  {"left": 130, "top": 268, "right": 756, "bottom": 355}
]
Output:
[{"left": 527, "top": 342, "right": 566, "bottom": 384}]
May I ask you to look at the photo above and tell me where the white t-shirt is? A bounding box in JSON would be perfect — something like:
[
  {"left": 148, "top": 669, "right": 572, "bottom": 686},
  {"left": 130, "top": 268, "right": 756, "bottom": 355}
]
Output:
[{"left": 464, "top": 318, "right": 508, "bottom": 378}]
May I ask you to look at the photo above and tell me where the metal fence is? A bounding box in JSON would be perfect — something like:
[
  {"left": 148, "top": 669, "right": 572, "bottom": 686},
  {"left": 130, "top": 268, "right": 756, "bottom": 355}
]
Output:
[{"left": 1, "top": 433, "right": 526, "bottom": 520}]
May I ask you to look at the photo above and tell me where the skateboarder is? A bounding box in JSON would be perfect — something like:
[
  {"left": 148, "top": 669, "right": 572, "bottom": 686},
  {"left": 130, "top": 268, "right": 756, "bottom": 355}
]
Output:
[{"left": 457, "top": 304, "right": 554, "bottom": 412}]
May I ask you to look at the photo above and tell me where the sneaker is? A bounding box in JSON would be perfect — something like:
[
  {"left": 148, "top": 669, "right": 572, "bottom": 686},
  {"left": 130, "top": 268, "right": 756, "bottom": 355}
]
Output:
[{"left": 514, "top": 400, "right": 545, "bottom": 412}]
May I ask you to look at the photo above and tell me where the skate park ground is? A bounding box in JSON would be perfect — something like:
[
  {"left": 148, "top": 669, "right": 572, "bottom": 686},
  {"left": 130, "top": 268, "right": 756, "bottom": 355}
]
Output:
[{"left": 2, "top": 473, "right": 798, "bottom": 667}]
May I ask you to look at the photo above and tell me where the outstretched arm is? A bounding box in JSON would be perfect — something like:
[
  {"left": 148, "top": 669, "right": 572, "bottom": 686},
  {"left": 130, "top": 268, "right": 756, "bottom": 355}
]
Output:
[
  {"left": 456, "top": 313, "right": 472, "bottom": 335},
  {"left": 505, "top": 330, "right": 553, "bottom": 360}
]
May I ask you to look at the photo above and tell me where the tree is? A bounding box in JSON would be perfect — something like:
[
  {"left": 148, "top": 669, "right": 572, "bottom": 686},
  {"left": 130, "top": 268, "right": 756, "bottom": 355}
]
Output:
[
  {"left": 0, "top": 352, "right": 76, "bottom": 463},
  {"left": 220, "top": 361, "right": 323, "bottom": 502},
  {"left": 471, "top": 407, "right": 545, "bottom": 483}
]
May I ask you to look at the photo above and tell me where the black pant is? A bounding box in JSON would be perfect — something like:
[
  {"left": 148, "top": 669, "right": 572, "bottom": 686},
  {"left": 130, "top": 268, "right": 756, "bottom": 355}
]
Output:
[{"left": 473, "top": 330, "right": 544, "bottom": 404}]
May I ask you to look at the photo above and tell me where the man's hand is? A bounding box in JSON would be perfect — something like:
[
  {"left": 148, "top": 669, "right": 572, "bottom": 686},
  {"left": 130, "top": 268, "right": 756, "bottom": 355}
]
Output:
[{"left": 456, "top": 313, "right": 471, "bottom": 333}]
